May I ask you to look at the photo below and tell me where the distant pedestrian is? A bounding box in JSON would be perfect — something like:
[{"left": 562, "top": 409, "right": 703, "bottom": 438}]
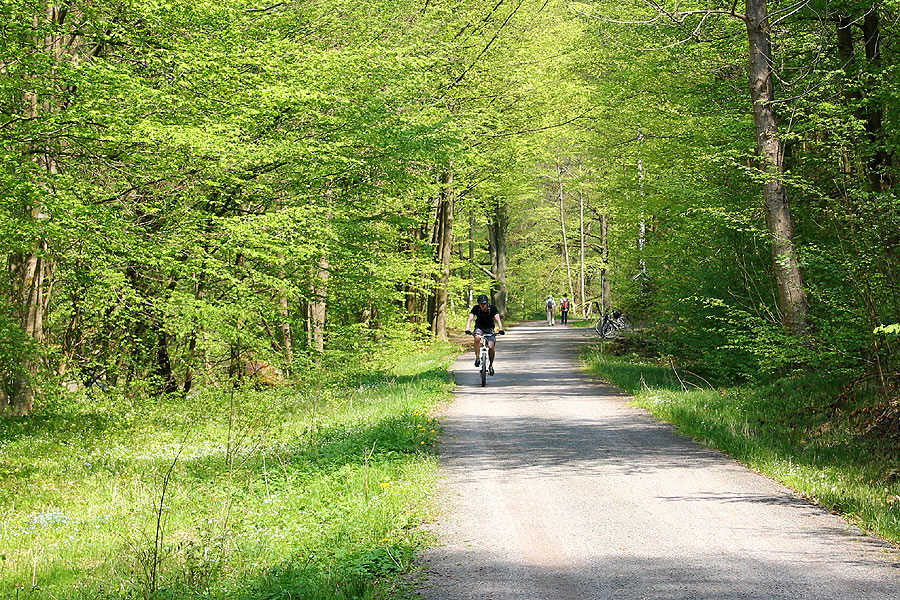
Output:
[
  {"left": 545, "top": 294, "right": 556, "bottom": 326},
  {"left": 560, "top": 295, "right": 570, "bottom": 324}
]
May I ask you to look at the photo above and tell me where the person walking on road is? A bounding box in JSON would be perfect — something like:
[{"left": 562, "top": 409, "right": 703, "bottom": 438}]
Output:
[
  {"left": 560, "top": 294, "right": 570, "bottom": 324},
  {"left": 545, "top": 294, "right": 556, "bottom": 326}
]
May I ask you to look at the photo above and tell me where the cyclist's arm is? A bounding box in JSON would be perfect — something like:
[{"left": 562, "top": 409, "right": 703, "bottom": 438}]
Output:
[
  {"left": 494, "top": 313, "right": 504, "bottom": 332},
  {"left": 465, "top": 313, "right": 475, "bottom": 332}
]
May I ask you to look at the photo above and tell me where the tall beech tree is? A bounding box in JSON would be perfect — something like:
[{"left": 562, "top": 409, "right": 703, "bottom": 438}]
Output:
[{"left": 744, "top": 0, "right": 810, "bottom": 334}]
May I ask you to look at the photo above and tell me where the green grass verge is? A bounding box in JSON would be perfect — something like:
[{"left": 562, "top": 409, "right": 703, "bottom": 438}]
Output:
[
  {"left": 1, "top": 339, "right": 459, "bottom": 599},
  {"left": 565, "top": 317, "right": 597, "bottom": 330},
  {"left": 581, "top": 344, "right": 900, "bottom": 545}
]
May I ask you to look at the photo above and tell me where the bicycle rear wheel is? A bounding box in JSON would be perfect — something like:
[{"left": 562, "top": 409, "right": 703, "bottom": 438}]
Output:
[{"left": 594, "top": 318, "right": 604, "bottom": 335}]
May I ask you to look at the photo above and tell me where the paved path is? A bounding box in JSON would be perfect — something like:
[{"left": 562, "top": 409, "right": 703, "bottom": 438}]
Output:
[{"left": 420, "top": 322, "right": 900, "bottom": 599}]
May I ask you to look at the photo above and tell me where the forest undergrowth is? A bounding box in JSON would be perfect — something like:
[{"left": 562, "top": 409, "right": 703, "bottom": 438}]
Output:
[
  {"left": 0, "top": 339, "right": 459, "bottom": 599},
  {"left": 582, "top": 336, "right": 900, "bottom": 546}
]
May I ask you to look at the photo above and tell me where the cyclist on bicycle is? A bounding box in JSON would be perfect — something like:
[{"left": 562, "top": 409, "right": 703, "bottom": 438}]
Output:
[{"left": 464, "top": 294, "right": 505, "bottom": 376}]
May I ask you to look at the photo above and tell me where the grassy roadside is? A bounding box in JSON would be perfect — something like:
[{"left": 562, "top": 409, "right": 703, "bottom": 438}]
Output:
[
  {"left": 581, "top": 343, "right": 900, "bottom": 546},
  {"left": 1, "top": 339, "right": 460, "bottom": 599}
]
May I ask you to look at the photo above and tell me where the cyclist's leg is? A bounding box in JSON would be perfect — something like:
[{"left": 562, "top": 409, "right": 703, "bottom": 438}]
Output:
[
  {"left": 473, "top": 329, "right": 484, "bottom": 365},
  {"left": 485, "top": 334, "right": 496, "bottom": 374}
]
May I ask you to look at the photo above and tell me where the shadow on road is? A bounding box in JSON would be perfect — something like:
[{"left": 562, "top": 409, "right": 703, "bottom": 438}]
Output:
[{"left": 420, "top": 549, "right": 900, "bottom": 600}]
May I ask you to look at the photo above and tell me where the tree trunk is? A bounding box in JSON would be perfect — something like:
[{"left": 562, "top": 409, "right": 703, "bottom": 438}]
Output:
[
  {"left": 154, "top": 277, "right": 179, "bottom": 395},
  {"left": 745, "top": 0, "right": 809, "bottom": 334},
  {"left": 600, "top": 214, "right": 611, "bottom": 315},
  {"left": 468, "top": 211, "right": 475, "bottom": 306},
  {"left": 487, "top": 198, "right": 509, "bottom": 318},
  {"left": 579, "top": 187, "right": 586, "bottom": 317},
  {"left": 183, "top": 274, "right": 208, "bottom": 395},
  {"left": 311, "top": 255, "right": 329, "bottom": 353},
  {"left": 8, "top": 94, "right": 56, "bottom": 414},
  {"left": 861, "top": 11, "right": 893, "bottom": 193},
  {"left": 430, "top": 169, "right": 454, "bottom": 340},
  {"left": 8, "top": 249, "right": 51, "bottom": 415},
  {"left": 278, "top": 256, "right": 293, "bottom": 368},
  {"left": 155, "top": 329, "right": 178, "bottom": 395},
  {"left": 557, "top": 161, "right": 576, "bottom": 305},
  {"left": 311, "top": 188, "right": 333, "bottom": 354},
  {"left": 404, "top": 222, "right": 427, "bottom": 322}
]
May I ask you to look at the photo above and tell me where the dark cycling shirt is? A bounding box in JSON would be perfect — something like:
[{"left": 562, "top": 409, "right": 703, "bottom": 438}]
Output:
[{"left": 470, "top": 304, "right": 499, "bottom": 331}]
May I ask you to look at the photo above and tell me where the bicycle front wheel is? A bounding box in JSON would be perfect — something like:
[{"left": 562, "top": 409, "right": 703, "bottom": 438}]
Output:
[
  {"left": 594, "top": 318, "right": 604, "bottom": 335},
  {"left": 601, "top": 321, "right": 619, "bottom": 339},
  {"left": 480, "top": 360, "right": 487, "bottom": 387}
]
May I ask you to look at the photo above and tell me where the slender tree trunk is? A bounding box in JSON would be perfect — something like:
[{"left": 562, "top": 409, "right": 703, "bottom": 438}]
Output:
[
  {"left": 311, "top": 187, "right": 333, "bottom": 353},
  {"left": 311, "top": 255, "right": 328, "bottom": 353},
  {"left": 155, "top": 329, "right": 177, "bottom": 395},
  {"left": 557, "top": 161, "right": 576, "bottom": 305},
  {"left": 404, "top": 222, "right": 427, "bottom": 322},
  {"left": 836, "top": 14, "right": 860, "bottom": 179},
  {"left": 579, "top": 188, "right": 586, "bottom": 317},
  {"left": 183, "top": 274, "right": 209, "bottom": 394},
  {"left": 600, "top": 213, "right": 611, "bottom": 315},
  {"left": 745, "top": 0, "right": 809, "bottom": 334},
  {"left": 430, "top": 169, "right": 454, "bottom": 339},
  {"left": 154, "top": 277, "right": 179, "bottom": 395},
  {"left": 861, "top": 11, "right": 893, "bottom": 193},
  {"left": 278, "top": 256, "right": 293, "bottom": 368},
  {"left": 487, "top": 198, "right": 509, "bottom": 318},
  {"left": 184, "top": 335, "right": 197, "bottom": 395},
  {"left": 9, "top": 249, "right": 51, "bottom": 415},
  {"left": 426, "top": 195, "right": 440, "bottom": 327},
  {"left": 468, "top": 211, "right": 475, "bottom": 306}
]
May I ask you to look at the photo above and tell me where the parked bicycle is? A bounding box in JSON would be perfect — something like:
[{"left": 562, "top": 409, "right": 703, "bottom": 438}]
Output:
[{"left": 595, "top": 311, "right": 629, "bottom": 339}]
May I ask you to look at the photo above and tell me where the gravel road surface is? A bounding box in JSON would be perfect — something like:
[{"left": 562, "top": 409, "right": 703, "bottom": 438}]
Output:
[{"left": 420, "top": 322, "right": 900, "bottom": 599}]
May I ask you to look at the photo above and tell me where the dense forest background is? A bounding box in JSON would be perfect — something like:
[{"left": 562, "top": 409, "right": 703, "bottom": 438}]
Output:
[{"left": 2, "top": 0, "right": 899, "bottom": 414}]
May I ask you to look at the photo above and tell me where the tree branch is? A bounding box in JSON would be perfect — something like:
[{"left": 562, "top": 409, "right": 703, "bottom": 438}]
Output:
[{"left": 245, "top": 3, "right": 286, "bottom": 13}]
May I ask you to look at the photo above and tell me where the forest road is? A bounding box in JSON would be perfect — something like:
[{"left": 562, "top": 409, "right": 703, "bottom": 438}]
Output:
[{"left": 418, "top": 321, "right": 900, "bottom": 600}]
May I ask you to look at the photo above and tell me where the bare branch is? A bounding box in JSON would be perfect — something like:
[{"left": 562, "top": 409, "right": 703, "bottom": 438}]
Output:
[
  {"left": 567, "top": 4, "right": 665, "bottom": 26},
  {"left": 449, "top": 0, "right": 526, "bottom": 89},
  {"left": 245, "top": 3, "right": 286, "bottom": 13},
  {"left": 474, "top": 112, "right": 592, "bottom": 140}
]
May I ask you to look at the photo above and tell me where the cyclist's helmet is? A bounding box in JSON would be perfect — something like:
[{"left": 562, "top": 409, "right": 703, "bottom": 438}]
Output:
[{"left": 477, "top": 294, "right": 489, "bottom": 305}]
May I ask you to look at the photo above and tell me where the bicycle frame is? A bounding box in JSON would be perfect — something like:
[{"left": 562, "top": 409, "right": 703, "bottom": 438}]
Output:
[{"left": 479, "top": 336, "right": 490, "bottom": 387}]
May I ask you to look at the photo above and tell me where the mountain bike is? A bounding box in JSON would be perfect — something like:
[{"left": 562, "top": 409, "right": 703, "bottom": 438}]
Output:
[
  {"left": 595, "top": 311, "right": 628, "bottom": 339},
  {"left": 466, "top": 329, "right": 504, "bottom": 387}
]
